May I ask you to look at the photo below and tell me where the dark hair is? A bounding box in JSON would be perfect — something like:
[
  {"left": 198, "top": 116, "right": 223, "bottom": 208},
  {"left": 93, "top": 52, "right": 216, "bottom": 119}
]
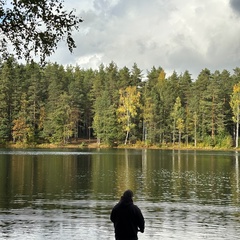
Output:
[{"left": 122, "top": 189, "right": 133, "bottom": 200}]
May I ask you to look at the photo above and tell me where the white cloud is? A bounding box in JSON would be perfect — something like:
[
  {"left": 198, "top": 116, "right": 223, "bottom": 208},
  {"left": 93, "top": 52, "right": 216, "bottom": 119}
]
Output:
[
  {"left": 76, "top": 53, "right": 103, "bottom": 69},
  {"left": 50, "top": 0, "right": 240, "bottom": 79}
]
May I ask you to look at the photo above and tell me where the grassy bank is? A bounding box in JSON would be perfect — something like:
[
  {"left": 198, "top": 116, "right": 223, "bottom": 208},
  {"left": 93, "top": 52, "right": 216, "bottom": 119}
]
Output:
[{"left": 1, "top": 139, "right": 239, "bottom": 151}]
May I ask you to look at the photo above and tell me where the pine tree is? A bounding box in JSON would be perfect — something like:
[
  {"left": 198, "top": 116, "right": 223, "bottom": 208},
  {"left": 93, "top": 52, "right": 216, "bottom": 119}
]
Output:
[
  {"left": 118, "top": 66, "right": 131, "bottom": 89},
  {"left": 43, "top": 63, "right": 69, "bottom": 143},
  {"left": 0, "top": 58, "right": 18, "bottom": 142},
  {"left": 192, "top": 68, "right": 211, "bottom": 142},
  {"left": 68, "top": 66, "right": 86, "bottom": 139},
  {"left": 12, "top": 93, "right": 32, "bottom": 143},
  {"left": 93, "top": 91, "right": 119, "bottom": 145},
  {"left": 130, "top": 63, "right": 142, "bottom": 87},
  {"left": 0, "top": 63, "right": 11, "bottom": 142},
  {"left": 201, "top": 71, "right": 225, "bottom": 144},
  {"left": 82, "top": 69, "right": 95, "bottom": 139},
  {"left": 144, "top": 67, "right": 163, "bottom": 144},
  {"left": 178, "top": 71, "right": 192, "bottom": 145},
  {"left": 105, "top": 62, "right": 119, "bottom": 104},
  {"left": 26, "top": 62, "right": 47, "bottom": 142}
]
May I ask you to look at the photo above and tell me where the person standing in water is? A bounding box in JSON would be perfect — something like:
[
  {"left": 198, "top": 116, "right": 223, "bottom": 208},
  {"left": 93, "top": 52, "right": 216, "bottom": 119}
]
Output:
[{"left": 110, "top": 190, "right": 145, "bottom": 240}]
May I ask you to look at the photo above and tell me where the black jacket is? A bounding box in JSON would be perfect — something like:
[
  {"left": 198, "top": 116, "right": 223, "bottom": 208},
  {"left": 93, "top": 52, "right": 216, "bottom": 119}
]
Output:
[{"left": 110, "top": 198, "right": 145, "bottom": 240}]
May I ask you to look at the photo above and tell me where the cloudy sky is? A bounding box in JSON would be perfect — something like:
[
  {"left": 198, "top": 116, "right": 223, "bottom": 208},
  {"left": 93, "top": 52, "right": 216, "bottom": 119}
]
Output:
[{"left": 49, "top": 0, "right": 240, "bottom": 80}]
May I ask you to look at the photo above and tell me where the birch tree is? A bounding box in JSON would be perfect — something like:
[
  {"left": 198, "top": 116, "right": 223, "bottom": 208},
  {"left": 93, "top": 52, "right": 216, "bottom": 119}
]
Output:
[
  {"left": 171, "top": 97, "right": 184, "bottom": 145},
  {"left": 117, "top": 86, "right": 141, "bottom": 145},
  {"left": 230, "top": 83, "right": 240, "bottom": 148}
]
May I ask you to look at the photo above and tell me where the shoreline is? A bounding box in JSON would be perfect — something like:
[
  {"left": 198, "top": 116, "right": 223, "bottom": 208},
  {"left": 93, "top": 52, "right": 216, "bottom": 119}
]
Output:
[{"left": 1, "top": 139, "right": 239, "bottom": 152}]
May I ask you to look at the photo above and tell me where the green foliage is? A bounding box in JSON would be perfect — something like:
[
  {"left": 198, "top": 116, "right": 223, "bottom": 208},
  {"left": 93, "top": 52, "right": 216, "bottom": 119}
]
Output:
[
  {"left": 230, "top": 82, "right": 240, "bottom": 147},
  {"left": 0, "top": 0, "right": 83, "bottom": 63},
  {"left": 93, "top": 91, "right": 119, "bottom": 145},
  {"left": 0, "top": 59, "right": 238, "bottom": 149},
  {"left": 215, "top": 135, "right": 233, "bottom": 148},
  {"left": 117, "top": 86, "right": 141, "bottom": 144}
]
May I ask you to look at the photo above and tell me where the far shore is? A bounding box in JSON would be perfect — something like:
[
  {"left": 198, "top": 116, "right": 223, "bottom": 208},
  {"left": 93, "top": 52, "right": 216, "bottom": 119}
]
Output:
[{"left": 1, "top": 138, "right": 239, "bottom": 151}]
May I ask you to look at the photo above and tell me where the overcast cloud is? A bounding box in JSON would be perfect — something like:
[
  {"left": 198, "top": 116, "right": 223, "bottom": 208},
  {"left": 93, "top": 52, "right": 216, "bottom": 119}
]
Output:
[{"left": 49, "top": 0, "right": 240, "bottom": 79}]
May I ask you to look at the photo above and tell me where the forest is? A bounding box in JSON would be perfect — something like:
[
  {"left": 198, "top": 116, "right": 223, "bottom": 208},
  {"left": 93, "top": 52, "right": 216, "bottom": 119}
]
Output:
[{"left": 1, "top": 57, "right": 240, "bottom": 149}]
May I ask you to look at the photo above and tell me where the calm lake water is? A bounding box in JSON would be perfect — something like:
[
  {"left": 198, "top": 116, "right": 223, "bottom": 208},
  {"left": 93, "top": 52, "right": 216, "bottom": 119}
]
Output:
[{"left": 0, "top": 148, "right": 239, "bottom": 240}]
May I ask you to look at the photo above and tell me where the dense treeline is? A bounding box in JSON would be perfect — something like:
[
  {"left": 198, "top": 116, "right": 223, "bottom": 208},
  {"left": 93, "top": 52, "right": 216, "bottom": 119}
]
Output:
[{"left": 1, "top": 58, "right": 240, "bottom": 148}]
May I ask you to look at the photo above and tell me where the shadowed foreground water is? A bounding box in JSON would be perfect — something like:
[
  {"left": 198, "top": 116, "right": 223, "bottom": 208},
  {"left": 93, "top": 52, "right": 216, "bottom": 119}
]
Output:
[{"left": 0, "top": 149, "right": 239, "bottom": 239}]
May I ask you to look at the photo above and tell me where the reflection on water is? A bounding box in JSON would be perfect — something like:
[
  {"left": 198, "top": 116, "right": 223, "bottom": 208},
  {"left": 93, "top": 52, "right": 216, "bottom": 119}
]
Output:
[{"left": 0, "top": 149, "right": 240, "bottom": 239}]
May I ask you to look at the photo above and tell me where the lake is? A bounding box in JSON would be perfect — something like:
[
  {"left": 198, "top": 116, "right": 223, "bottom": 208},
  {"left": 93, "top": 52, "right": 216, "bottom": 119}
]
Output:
[{"left": 0, "top": 148, "right": 239, "bottom": 239}]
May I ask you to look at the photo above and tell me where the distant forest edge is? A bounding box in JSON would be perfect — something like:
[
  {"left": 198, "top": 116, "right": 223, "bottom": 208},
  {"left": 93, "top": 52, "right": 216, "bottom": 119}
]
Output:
[{"left": 2, "top": 57, "right": 240, "bottom": 149}]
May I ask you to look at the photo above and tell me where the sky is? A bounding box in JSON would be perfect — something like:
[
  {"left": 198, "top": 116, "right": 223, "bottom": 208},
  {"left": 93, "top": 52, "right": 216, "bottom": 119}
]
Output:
[{"left": 48, "top": 0, "right": 240, "bottom": 80}]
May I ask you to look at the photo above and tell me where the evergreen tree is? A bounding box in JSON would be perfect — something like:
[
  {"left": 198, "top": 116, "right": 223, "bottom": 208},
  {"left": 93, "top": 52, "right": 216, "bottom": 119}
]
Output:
[
  {"left": 130, "top": 63, "right": 142, "bottom": 87},
  {"left": 43, "top": 63, "right": 69, "bottom": 142},
  {"left": 93, "top": 90, "right": 119, "bottom": 145},
  {"left": 142, "top": 93, "right": 155, "bottom": 144},
  {"left": 82, "top": 69, "right": 95, "bottom": 139},
  {"left": 178, "top": 71, "right": 192, "bottom": 145},
  {"left": 118, "top": 66, "right": 131, "bottom": 89},
  {"left": 144, "top": 67, "right": 164, "bottom": 144},
  {"left": 218, "top": 70, "right": 234, "bottom": 137},
  {"left": 68, "top": 66, "right": 84, "bottom": 140},
  {"left": 0, "top": 60, "right": 15, "bottom": 142},
  {"left": 12, "top": 93, "right": 32, "bottom": 143},
  {"left": 157, "top": 69, "right": 175, "bottom": 143},
  {"left": 201, "top": 71, "right": 225, "bottom": 144},
  {"left": 25, "top": 62, "right": 47, "bottom": 142},
  {"left": 192, "top": 68, "right": 211, "bottom": 142},
  {"left": 92, "top": 63, "right": 120, "bottom": 145},
  {"left": 0, "top": 57, "right": 238, "bottom": 148},
  {"left": 105, "top": 62, "right": 119, "bottom": 104},
  {"left": 167, "top": 71, "right": 180, "bottom": 105},
  {"left": 91, "top": 64, "right": 106, "bottom": 98}
]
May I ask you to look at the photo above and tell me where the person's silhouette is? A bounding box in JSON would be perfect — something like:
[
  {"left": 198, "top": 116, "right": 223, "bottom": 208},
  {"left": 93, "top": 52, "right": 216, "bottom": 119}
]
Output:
[{"left": 110, "top": 190, "right": 145, "bottom": 240}]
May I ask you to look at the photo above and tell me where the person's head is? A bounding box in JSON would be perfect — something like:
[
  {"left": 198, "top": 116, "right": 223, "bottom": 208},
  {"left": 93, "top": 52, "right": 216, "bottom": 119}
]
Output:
[{"left": 121, "top": 189, "right": 133, "bottom": 202}]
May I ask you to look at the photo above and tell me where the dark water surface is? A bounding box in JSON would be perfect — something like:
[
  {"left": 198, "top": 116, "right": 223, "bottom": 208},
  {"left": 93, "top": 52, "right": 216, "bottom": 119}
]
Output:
[{"left": 0, "top": 148, "right": 239, "bottom": 239}]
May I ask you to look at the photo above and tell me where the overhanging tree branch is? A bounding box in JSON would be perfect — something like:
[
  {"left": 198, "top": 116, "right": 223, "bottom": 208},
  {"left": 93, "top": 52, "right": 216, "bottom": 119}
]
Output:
[{"left": 0, "top": 0, "right": 83, "bottom": 63}]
